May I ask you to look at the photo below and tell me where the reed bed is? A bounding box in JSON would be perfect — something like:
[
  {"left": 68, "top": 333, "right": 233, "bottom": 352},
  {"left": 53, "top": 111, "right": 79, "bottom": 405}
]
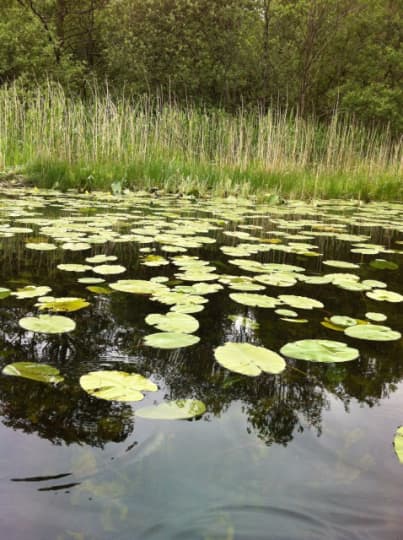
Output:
[{"left": 0, "top": 83, "right": 401, "bottom": 199}]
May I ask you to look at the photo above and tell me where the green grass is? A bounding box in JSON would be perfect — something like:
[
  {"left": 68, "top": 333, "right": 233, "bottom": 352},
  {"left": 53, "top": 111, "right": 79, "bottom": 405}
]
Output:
[{"left": 0, "top": 83, "right": 401, "bottom": 199}]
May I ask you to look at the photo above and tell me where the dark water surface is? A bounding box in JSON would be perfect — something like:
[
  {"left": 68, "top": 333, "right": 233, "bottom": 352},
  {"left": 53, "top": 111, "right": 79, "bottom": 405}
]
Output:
[{"left": 0, "top": 188, "right": 402, "bottom": 540}]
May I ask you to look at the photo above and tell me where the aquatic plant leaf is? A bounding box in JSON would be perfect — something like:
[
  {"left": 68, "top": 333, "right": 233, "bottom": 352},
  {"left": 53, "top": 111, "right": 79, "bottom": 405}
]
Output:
[
  {"left": 366, "top": 289, "right": 403, "bottom": 303},
  {"left": 323, "top": 260, "right": 360, "bottom": 269},
  {"left": 369, "top": 259, "right": 399, "bottom": 270},
  {"left": 57, "top": 264, "right": 92, "bottom": 272},
  {"left": 80, "top": 370, "right": 157, "bottom": 401},
  {"left": 78, "top": 277, "right": 105, "bottom": 284},
  {"left": 19, "top": 314, "right": 76, "bottom": 334},
  {"left": 145, "top": 312, "right": 199, "bottom": 333},
  {"left": 36, "top": 296, "right": 90, "bottom": 312},
  {"left": 229, "top": 293, "right": 280, "bottom": 308},
  {"left": 278, "top": 295, "right": 324, "bottom": 310},
  {"left": 85, "top": 254, "right": 117, "bottom": 264},
  {"left": 61, "top": 242, "right": 92, "bottom": 251},
  {"left": 86, "top": 285, "right": 112, "bottom": 295},
  {"left": 280, "top": 339, "right": 359, "bottom": 363},
  {"left": 344, "top": 324, "right": 401, "bottom": 341},
  {"left": 26, "top": 242, "right": 57, "bottom": 251},
  {"left": 275, "top": 309, "right": 298, "bottom": 318},
  {"left": 329, "top": 316, "right": 358, "bottom": 328},
  {"left": 92, "top": 264, "right": 126, "bottom": 275},
  {"left": 0, "top": 287, "right": 11, "bottom": 299},
  {"left": 136, "top": 399, "right": 206, "bottom": 420},
  {"left": 12, "top": 285, "right": 52, "bottom": 299},
  {"left": 141, "top": 255, "right": 169, "bottom": 267},
  {"left": 214, "top": 342, "right": 286, "bottom": 376},
  {"left": 2, "top": 362, "right": 63, "bottom": 383},
  {"left": 144, "top": 332, "right": 200, "bottom": 349},
  {"left": 109, "top": 279, "right": 168, "bottom": 295},
  {"left": 365, "top": 312, "right": 387, "bottom": 322},
  {"left": 393, "top": 427, "right": 403, "bottom": 464}
]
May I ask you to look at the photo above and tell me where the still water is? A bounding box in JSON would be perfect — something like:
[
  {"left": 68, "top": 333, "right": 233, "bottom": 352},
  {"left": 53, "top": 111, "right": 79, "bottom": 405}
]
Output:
[{"left": 0, "top": 188, "right": 402, "bottom": 540}]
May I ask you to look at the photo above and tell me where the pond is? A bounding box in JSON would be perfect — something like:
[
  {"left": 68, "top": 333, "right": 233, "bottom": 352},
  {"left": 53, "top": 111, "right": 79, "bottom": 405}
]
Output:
[{"left": 0, "top": 187, "right": 402, "bottom": 540}]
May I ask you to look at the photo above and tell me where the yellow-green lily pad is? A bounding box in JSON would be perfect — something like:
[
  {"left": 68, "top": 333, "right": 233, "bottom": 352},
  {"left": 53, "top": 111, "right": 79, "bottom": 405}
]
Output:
[
  {"left": 19, "top": 314, "right": 76, "bottom": 334},
  {"left": 80, "top": 370, "right": 157, "bottom": 401},
  {"left": 136, "top": 399, "right": 206, "bottom": 420},
  {"left": 280, "top": 339, "right": 359, "bottom": 363},
  {"left": 214, "top": 342, "right": 286, "bottom": 376},
  {"left": 2, "top": 362, "right": 63, "bottom": 384}
]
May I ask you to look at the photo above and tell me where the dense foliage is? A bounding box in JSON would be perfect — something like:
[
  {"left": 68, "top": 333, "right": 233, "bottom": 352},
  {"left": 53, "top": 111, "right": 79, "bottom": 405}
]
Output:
[{"left": 0, "top": 0, "right": 401, "bottom": 131}]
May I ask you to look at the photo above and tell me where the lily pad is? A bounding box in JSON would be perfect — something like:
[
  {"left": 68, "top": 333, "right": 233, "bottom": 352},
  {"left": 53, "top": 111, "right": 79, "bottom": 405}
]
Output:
[
  {"left": 57, "top": 264, "right": 92, "bottom": 272},
  {"left": 36, "top": 297, "right": 90, "bottom": 312},
  {"left": 19, "top": 314, "right": 76, "bottom": 334},
  {"left": 109, "top": 279, "right": 167, "bottom": 295},
  {"left": 2, "top": 362, "right": 63, "bottom": 383},
  {"left": 145, "top": 312, "right": 199, "bottom": 333},
  {"left": 229, "top": 293, "right": 280, "bottom": 308},
  {"left": 26, "top": 242, "right": 57, "bottom": 251},
  {"left": 323, "top": 260, "right": 360, "bottom": 269},
  {"left": 365, "top": 312, "right": 387, "bottom": 322},
  {"left": 393, "top": 426, "right": 403, "bottom": 464},
  {"left": 144, "top": 332, "right": 200, "bottom": 349},
  {"left": 344, "top": 324, "right": 401, "bottom": 341},
  {"left": 366, "top": 289, "right": 403, "bottom": 303},
  {"left": 278, "top": 295, "right": 324, "bottom": 310},
  {"left": 80, "top": 370, "right": 157, "bottom": 401},
  {"left": 214, "top": 342, "right": 286, "bottom": 376},
  {"left": 86, "top": 254, "right": 117, "bottom": 264},
  {"left": 12, "top": 285, "right": 52, "bottom": 299},
  {"left": 136, "top": 399, "right": 206, "bottom": 420},
  {"left": 369, "top": 259, "right": 399, "bottom": 270},
  {"left": 280, "top": 339, "right": 359, "bottom": 363},
  {"left": 329, "top": 316, "right": 358, "bottom": 328},
  {"left": 92, "top": 264, "right": 126, "bottom": 275},
  {"left": 0, "top": 287, "right": 11, "bottom": 299}
]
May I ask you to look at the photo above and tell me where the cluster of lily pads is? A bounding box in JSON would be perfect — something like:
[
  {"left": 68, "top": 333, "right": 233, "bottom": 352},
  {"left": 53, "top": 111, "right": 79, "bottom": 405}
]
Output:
[{"left": 0, "top": 189, "right": 402, "bottom": 426}]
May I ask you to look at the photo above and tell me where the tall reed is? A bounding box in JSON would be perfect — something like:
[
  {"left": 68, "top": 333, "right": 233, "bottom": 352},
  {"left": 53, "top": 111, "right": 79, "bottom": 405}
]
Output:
[{"left": 0, "top": 83, "right": 401, "bottom": 199}]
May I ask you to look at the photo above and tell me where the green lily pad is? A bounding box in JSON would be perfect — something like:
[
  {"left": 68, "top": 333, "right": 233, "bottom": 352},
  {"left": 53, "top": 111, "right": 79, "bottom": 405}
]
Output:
[
  {"left": 77, "top": 277, "right": 105, "bottom": 284},
  {"left": 229, "top": 293, "right": 280, "bottom": 308},
  {"left": 323, "top": 260, "right": 360, "bottom": 269},
  {"left": 142, "top": 255, "right": 169, "bottom": 267},
  {"left": 214, "top": 342, "right": 286, "bottom": 376},
  {"left": 61, "top": 242, "right": 92, "bottom": 251},
  {"left": 0, "top": 287, "right": 11, "bottom": 299},
  {"left": 86, "top": 285, "right": 112, "bottom": 295},
  {"left": 144, "top": 332, "right": 200, "bottom": 349},
  {"left": 2, "top": 362, "right": 64, "bottom": 383},
  {"left": 12, "top": 285, "right": 52, "bottom": 299},
  {"left": 145, "top": 312, "right": 199, "bottom": 334},
  {"left": 26, "top": 242, "right": 57, "bottom": 251},
  {"left": 393, "top": 426, "right": 403, "bottom": 464},
  {"left": 366, "top": 289, "right": 403, "bottom": 303},
  {"left": 280, "top": 339, "right": 359, "bottom": 363},
  {"left": 19, "top": 314, "right": 76, "bottom": 334},
  {"left": 329, "top": 316, "right": 358, "bottom": 328},
  {"left": 58, "top": 264, "right": 92, "bottom": 272},
  {"left": 80, "top": 370, "right": 157, "bottom": 401},
  {"left": 136, "top": 399, "right": 206, "bottom": 420},
  {"left": 86, "top": 254, "right": 117, "bottom": 264},
  {"left": 369, "top": 259, "right": 399, "bottom": 270},
  {"left": 36, "top": 296, "right": 90, "bottom": 312},
  {"left": 109, "top": 279, "right": 168, "bottom": 295},
  {"left": 275, "top": 308, "right": 298, "bottom": 318},
  {"left": 278, "top": 295, "right": 324, "bottom": 310},
  {"left": 344, "top": 324, "right": 401, "bottom": 341},
  {"left": 365, "top": 312, "right": 387, "bottom": 322},
  {"left": 92, "top": 264, "right": 126, "bottom": 275}
]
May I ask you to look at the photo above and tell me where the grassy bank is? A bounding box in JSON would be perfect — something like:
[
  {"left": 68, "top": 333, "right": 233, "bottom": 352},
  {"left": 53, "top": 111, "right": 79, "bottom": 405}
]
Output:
[{"left": 0, "top": 84, "right": 401, "bottom": 199}]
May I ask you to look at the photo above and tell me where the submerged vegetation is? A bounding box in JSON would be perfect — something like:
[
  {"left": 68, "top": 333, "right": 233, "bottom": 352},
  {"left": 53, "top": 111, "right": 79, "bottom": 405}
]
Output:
[{"left": 0, "top": 84, "right": 401, "bottom": 200}]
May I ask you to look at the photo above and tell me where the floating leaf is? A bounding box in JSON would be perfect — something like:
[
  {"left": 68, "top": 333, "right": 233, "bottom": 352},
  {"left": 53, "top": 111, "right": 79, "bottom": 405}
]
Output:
[
  {"left": 0, "top": 287, "right": 11, "bottom": 299},
  {"left": 26, "top": 242, "right": 57, "bottom": 251},
  {"left": 58, "top": 264, "right": 92, "bottom": 272},
  {"left": 275, "top": 308, "right": 298, "bottom": 318},
  {"left": 136, "top": 399, "right": 206, "bottom": 420},
  {"left": 365, "top": 312, "right": 387, "bottom": 322},
  {"left": 214, "top": 342, "right": 286, "bottom": 376},
  {"left": 2, "top": 362, "right": 63, "bottom": 384},
  {"left": 393, "top": 426, "right": 403, "bottom": 464},
  {"left": 19, "top": 314, "right": 76, "bottom": 334},
  {"left": 229, "top": 293, "right": 280, "bottom": 308},
  {"left": 145, "top": 312, "right": 199, "bottom": 334},
  {"left": 278, "top": 295, "right": 324, "bottom": 310},
  {"left": 109, "top": 279, "right": 168, "bottom": 295},
  {"left": 369, "top": 259, "right": 399, "bottom": 270},
  {"left": 92, "top": 264, "right": 126, "bottom": 275},
  {"left": 144, "top": 332, "right": 200, "bottom": 349},
  {"left": 366, "top": 289, "right": 403, "bottom": 303},
  {"left": 80, "top": 370, "right": 157, "bottom": 401},
  {"left": 36, "top": 296, "right": 90, "bottom": 312},
  {"left": 78, "top": 277, "right": 105, "bottom": 284},
  {"left": 329, "top": 316, "right": 358, "bottom": 328},
  {"left": 85, "top": 254, "right": 117, "bottom": 264},
  {"left": 323, "top": 260, "right": 359, "bottom": 269},
  {"left": 344, "top": 324, "right": 401, "bottom": 341},
  {"left": 280, "top": 339, "right": 359, "bottom": 363},
  {"left": 12, "top": 285, "right": 52, "bottom": 299},
  {"left": 86, "top": 285, "right": 112, "bottom": 295}
]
